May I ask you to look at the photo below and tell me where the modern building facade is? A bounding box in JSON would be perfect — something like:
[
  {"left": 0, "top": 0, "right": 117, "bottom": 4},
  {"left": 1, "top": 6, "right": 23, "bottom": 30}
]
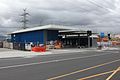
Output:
[
  {"left": 9, "top": 24, "right": 97, "bottom": 50},
  {"left": 10, "top": 25, "right": 76, "bottom": 45}
]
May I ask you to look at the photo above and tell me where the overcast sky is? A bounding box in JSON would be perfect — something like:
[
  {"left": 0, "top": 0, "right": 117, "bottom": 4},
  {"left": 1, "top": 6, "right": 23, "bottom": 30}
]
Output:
[{"left": 0, "top": 0, "right": 120, "bottom": 35}]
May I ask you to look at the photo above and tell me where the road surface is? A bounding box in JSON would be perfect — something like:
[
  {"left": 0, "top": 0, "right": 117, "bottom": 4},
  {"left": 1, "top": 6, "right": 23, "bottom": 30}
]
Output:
[{"left": 0, "top": 49, "right": 119, "bottom": 80}]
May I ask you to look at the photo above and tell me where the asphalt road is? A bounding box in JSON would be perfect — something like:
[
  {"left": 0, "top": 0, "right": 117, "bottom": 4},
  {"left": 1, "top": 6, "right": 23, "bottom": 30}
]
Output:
[{"left": 0, "top": 49, "right": 119, "bottom": 80}]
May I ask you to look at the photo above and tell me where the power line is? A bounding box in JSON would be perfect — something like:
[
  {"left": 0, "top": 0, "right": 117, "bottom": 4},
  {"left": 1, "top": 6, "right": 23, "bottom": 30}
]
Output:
[
  {"left": 63, "top": 1, "right": 90, "bottom": 12},
  {"left": 87, "top": 0, "right": 110, "bottom": 11},
  {"left": 67, "top": 0, "right": 111, "bottom": 14},
  {"left": 103, "top": 0, "right": 112, "bottom": 5},
  {"left": 87, "top": 0, "right": 120, "bottom": 16}
]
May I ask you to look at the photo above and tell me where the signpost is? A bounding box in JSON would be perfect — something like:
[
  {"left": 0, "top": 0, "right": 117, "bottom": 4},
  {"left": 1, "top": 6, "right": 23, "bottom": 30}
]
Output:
[
  {"left": 87, "top": 30, "right": 92, "bottom": 48},
  {"left": 98, "top": 32, "right": 105, "bottom": 49},
  {"left": 108, "top": 33, "right": 111, "bottom": 47},
  {"left": 108, "top": 33, "right": 111, "bottom": 40}
]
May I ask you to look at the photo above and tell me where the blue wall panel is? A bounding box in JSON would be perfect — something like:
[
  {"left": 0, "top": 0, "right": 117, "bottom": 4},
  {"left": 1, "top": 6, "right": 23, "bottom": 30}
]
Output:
[
  {"left": 11, "top": 30, "right": 44, "bottom": 44},
  {"left": 47, "top": 30, "right": 58, "bottom": 41},
  {"left": 11, "top": 30, "right": 59, "bottom": 44}
]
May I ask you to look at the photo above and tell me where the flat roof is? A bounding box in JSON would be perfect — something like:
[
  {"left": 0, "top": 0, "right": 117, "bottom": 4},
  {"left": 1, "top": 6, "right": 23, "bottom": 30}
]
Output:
[
  {"left": 59, "top": 30, "right": 86, "bottom": 33},
  {"left": 9, "top": 25, "right": 78, "bottom": 34}
]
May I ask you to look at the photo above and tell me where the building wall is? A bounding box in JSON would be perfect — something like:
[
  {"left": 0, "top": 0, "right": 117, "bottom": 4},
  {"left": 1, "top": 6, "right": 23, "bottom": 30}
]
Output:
[
  {"left": 11, "top": 30, "right": 59, "bottom": 44},
  {"left": 47, "top": 30, "right": 58, "bottom": 41},
  {"left": 11, "top": 30, "right": 44, "bottom": 44}
]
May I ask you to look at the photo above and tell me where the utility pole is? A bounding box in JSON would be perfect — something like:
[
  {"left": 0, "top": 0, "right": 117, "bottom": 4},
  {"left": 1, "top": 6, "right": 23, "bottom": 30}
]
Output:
[
  {"left": 87, "top": 30, "right": 92, "bottom": 48},
  {"left": 20, "top": 8, "right": 29, "bottom": 29}
]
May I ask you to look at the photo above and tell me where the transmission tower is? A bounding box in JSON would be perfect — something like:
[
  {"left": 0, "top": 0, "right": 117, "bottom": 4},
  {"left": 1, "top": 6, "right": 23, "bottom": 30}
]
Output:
[{"left": 20, "top": 8, "right": 29, "bottom": 29}]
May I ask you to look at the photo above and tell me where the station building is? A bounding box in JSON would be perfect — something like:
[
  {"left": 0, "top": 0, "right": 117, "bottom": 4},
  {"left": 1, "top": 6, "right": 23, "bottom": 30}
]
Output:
[
  {"left": 9, "top": 25, "right": 97, "bottom": 50},
  {"left": 10, "top": 25, "right": 76, "bottom": 44}
]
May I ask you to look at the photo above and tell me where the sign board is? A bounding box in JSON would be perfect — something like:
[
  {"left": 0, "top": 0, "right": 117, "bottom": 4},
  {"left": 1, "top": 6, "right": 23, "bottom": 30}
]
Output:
[{"left": 100, "top": 32, "right": 104, "bottom": 38}]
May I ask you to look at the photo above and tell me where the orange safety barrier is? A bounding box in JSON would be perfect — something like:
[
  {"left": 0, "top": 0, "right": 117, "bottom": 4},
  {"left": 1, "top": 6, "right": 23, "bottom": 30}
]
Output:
[
  {"left": 31, "top": 46, "right": 46, "bottom": 52},
  {"left": 97, "top": 37, "right": 109, "bottom": 42},
  {"left": 116, "top": 42, "right": 120, "bottom": 45},
  {"left": 112, "top": 41, "right": 117, "bottom": 46},
  {"left": 103, "top": 37, "right": 109, "bottom": 42}
]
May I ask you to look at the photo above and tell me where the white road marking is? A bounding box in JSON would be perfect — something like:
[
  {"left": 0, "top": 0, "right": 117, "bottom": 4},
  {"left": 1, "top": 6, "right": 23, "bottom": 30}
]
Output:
[{"left": 0, "top": 52, "right": 119, "bottom": 70}]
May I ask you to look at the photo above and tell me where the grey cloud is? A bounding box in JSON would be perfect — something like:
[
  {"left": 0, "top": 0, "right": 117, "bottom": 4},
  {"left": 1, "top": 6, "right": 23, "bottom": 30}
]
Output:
[{"left": 0, "top": 0, "right": 120, "bottom": 35}]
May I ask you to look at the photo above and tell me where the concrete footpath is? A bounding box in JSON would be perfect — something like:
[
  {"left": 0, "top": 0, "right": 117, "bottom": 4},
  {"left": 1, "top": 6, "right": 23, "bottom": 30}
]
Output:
[{"left": 0, "top": 47, "right": 119, "bottom": 59}]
